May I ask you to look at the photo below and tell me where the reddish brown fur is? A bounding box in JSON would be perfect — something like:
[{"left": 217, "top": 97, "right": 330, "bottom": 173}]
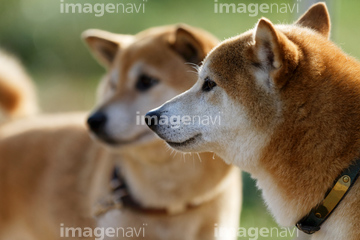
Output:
[
  {"left": 204, "top": 3, "right": 360, "bottom": 238},
  {"left": 296, "top": 2, "right": 331, "bottom": 39},
  {"left": 208, "top": 33, "right": 280, "bottom": 131},
  {"left": 260, "top": 27, "right": 360, "bottom": 237}
]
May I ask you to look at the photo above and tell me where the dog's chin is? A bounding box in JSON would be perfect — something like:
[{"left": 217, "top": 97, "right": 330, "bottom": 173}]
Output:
[
  {"left": 92, "top": 131, "right": 155, "bottom": 148},
  {"left": 165, "top": 134, "right": 203, "bottom": 152}
]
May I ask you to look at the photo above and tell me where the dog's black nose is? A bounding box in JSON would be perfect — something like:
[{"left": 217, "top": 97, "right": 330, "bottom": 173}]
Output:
[
  {"left": 145, "top": 110, "right": 160, "bottom": 129},
  {"left": 87, "top": 112, "right": 107, "bottom": 133}
]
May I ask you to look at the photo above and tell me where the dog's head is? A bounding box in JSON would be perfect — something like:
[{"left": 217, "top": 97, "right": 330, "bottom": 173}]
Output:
[
  {"left": 146, "top": 3, "right": 332, "bottom": 169},
  {"left": 83, "top": 25, "right": 218, "bottom": 148}
]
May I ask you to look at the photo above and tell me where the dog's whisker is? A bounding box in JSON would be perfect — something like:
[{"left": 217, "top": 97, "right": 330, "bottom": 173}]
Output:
[
  {"left": 186, "top": 70, "right": 199, "bottom": 76},
  {"left": 165, "top": 146, "right": 171, "bottom": 153},
  {"left": 185, "top": 62, "right": 199, "bottom": 68},
  {"left": 196, "top": 153, "right": 202, "bottom": 162},
  {"left": 171, "top": 149, "right": 176, "bottom": 157},
  {"left": 185, "top": 62, "right": 200, "bottom": 73}
]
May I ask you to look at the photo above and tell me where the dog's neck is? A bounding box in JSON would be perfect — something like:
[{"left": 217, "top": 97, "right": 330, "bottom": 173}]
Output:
[
  {"left": 247, "top": 53, "right": 360, "bottom": 231},
  {"left": 115, "top": 140, "right": 235, "bottom": 214},
  {"left": 253, "top": 145, "right": 360, "bottom": 229}
]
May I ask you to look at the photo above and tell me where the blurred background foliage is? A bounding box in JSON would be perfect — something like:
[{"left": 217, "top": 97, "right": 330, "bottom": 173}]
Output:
[{"left": 1, "top": 0, "right": 359, "bottom": 238}]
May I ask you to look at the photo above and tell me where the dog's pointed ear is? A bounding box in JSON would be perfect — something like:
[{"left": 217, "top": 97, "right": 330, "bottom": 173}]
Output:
[
  {"left": 253, "top": 18, "right": 299, "bottom": 88},
  {"left": 296, "top": 2, "right": 331, "bottom": 38},
  {"left": 169, "top": 25, "right": 207, "bottom": 65},
  {"left": 82, "top": 29, "right": 133, "bottom": 68}
]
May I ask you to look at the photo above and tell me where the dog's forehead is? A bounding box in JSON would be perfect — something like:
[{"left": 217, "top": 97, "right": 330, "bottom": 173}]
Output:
[
  {"left": 109, "top": 29, "right": 196, "bottom": 91},
  {"left": 111, "top": 36, "right": 168, "bottom": 82},
  {"left": 202, "top": 33, "right": 253, "bottom": 84},
  {"left": 118, "top": 33, "right": 173, "bottom": 70},
  {"left": 123, "top": 36, "right": 165, "bottom": 59}
]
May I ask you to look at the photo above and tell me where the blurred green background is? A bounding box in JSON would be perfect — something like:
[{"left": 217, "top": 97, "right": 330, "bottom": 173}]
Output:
[{"left": 1, "top": 0, "right": 359, "bottom": 239}]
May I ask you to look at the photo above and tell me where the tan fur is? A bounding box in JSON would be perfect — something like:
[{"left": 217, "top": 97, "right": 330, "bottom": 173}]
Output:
[
  {"left": 147, "top": 3, "right": 360, "bottom": 239},
  {"left": 0, "top": 51, "right": 38, "bottom": 119},
  {"left": 0, "top": 113, "right": 106, "bottom": 240},
  {"left": 0, "top": 25, "right": 241, "bottom": 240}
]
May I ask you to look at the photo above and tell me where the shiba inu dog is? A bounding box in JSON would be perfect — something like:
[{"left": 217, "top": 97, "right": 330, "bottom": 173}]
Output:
[
  {"left": 0, "top": 25, "right": 241, "bottom": 240},
  {"left": 84, "top": 24, "right": 241, "bottom": 240},
  {"left": 146, "top": 3, "right": 360, "bottom": 239}
]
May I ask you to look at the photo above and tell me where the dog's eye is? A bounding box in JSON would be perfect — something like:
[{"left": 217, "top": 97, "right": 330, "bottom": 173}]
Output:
[
  {"left": 135, "top": 74, "right": 159, "bottom": 92},
  {"left": 202, "top": 77, "right": 217, "bottom": 92}
]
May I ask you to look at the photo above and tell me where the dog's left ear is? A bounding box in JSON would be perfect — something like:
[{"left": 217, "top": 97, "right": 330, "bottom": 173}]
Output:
[
  {"left": 82, "top": 29, "right": 133, "bottom": 69},
  {"left": 295, "top": 2, "right": 331, "bottom": 39},
  {"left": 169, "top": 25, "right": 208, "bottom": 65},
  {"left": 253, "top": 18, "right": 299, "bottom": 89}
]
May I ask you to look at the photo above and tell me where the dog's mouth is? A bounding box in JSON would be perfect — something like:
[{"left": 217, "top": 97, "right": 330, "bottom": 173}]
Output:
[{"left": 166, "top": 134, "right": 202, "bottom": 149}]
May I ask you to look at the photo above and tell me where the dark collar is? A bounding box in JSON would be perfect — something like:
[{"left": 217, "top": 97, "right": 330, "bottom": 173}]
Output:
[
  {"left": 296, "top": 158, "right": 360, "bottom": 234},
  {"left": 110, "top": 167, "right": 197, "bottom": 215}
]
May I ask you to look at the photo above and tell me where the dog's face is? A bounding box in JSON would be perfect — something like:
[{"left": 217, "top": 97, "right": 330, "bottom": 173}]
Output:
[
  {"left": 147, "top": 4, "right": 331, "bottom": 170},
  {"left": 83, "top": 25, "right": 218, "bottom": 148},
  {"left": 146, "top": 35, "right": 278, "bottom": 168}
]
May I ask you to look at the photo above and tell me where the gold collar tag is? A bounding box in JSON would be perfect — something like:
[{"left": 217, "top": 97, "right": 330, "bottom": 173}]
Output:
[
  {"left": 296, "top": 158, "right": 360, "bottom": 235},
  {"left": 313, "top": 175, "right": 351, "bottom": 219}
]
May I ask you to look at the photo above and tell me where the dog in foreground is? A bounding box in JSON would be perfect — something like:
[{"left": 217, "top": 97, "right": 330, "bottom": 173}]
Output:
[
  {"left": 0, "top": 25, "right": 241, "bottom": 240},
  {"left": 146, "top": 3, "right": 360, "bottom": 239}
]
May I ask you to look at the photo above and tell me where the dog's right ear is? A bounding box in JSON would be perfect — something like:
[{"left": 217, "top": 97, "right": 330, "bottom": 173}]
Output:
[
  {"left": 82, "top": 29, "right": 133, "bottom": 68},
  {"left": 169, "top": 25, "right": 207, "bottom": 66},
  {"left": 252, "top": 18, "right": 299, "bottom": 89}
]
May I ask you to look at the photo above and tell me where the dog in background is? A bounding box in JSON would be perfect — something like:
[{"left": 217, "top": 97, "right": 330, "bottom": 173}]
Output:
[
  {"left": 0, "top": 24, "right": 241, "bottom": 240},
  {"left": 84, "top": 24, "right": 241, "bottom": 240}
]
